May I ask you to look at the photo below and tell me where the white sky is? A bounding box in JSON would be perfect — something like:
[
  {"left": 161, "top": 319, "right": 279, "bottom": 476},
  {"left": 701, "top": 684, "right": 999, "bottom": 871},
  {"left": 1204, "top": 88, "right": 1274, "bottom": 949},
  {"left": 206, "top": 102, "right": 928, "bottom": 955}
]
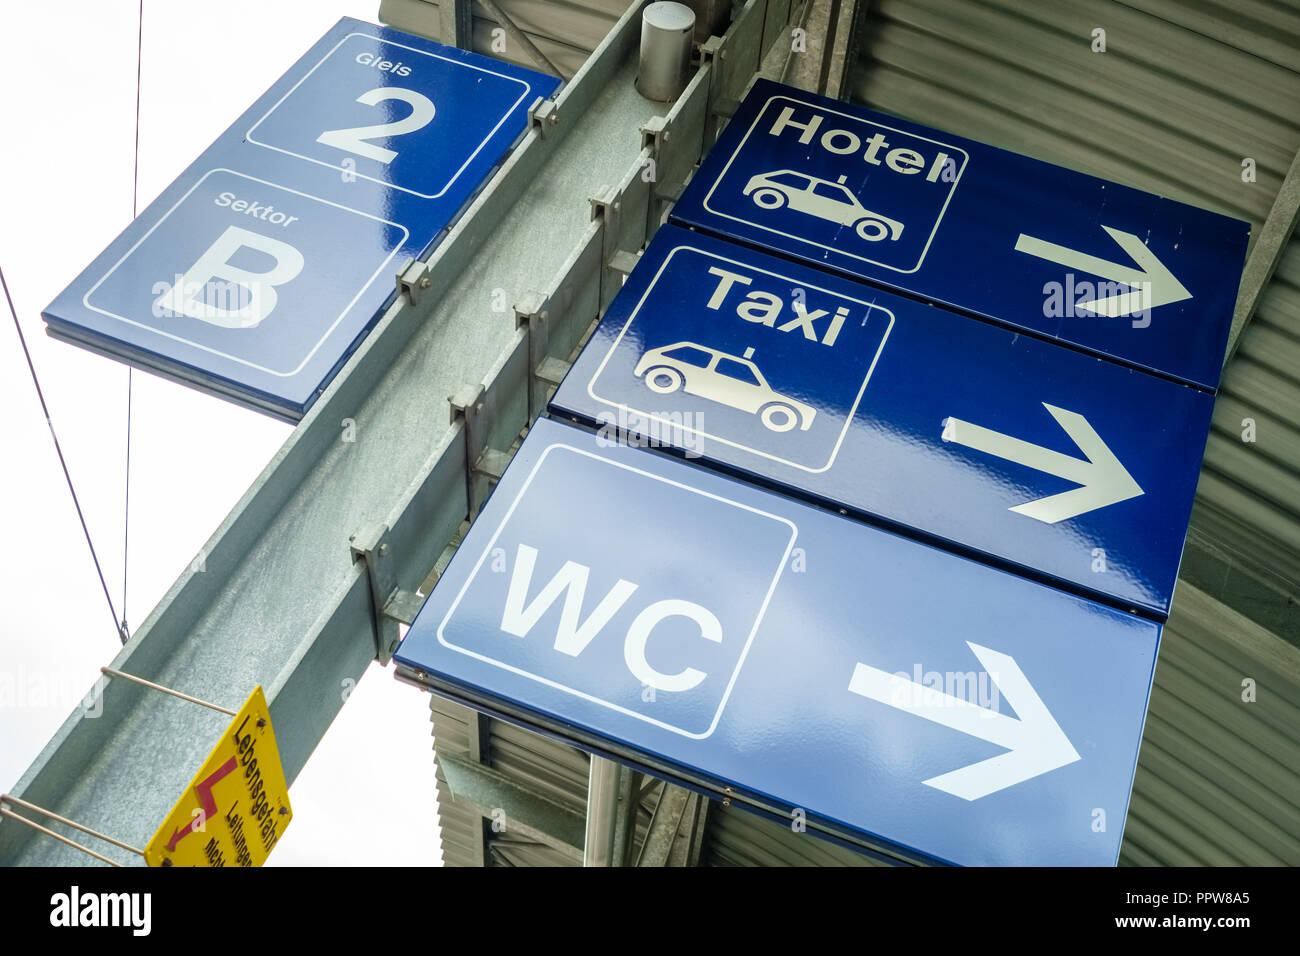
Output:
[{"left": 0, "top": 1, "right": 441, "bottom": 866}]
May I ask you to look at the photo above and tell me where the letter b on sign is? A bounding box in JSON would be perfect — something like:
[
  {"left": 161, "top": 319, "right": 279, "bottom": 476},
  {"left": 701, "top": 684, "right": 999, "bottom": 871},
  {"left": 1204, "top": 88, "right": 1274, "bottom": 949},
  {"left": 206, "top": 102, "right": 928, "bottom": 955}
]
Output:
[{"left": 157, "top": 226, "right": 305, "bottom": 329}]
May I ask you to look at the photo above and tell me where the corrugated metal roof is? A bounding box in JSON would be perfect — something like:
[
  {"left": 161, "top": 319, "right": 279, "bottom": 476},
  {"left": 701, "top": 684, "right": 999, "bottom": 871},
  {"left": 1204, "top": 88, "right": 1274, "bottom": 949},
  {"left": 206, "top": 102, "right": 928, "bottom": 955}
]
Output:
[
  {"left": 430, "top": 700, "right": 491, "bottom": 865},
  {"left": 1111, "top": 0, "right": 1300, "bottom": 72},
  {"left": 428, "top": 692, "right": 900, "bottom": 866},
  {"left": 1122, "top": 582, "right": 1300, "bottom": 865},
  {"left": 701, "top": 803, "right": 889, "bottom": 865},
  {"left": 854, "top": 0, "right": 1300, "bottom": 229},
  {"left": 431, "top": 695, "right": 690, "bottom": 865},
  {"left": 1187, "top": 227, "right": 1300, "bottom": 639}
]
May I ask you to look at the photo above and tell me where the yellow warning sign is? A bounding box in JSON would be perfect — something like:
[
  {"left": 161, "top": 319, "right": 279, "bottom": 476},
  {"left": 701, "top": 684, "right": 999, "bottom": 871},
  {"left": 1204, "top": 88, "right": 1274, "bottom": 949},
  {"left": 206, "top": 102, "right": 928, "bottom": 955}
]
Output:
[{"left": 144, "top": 686, "right": 292, "bottom": 867}]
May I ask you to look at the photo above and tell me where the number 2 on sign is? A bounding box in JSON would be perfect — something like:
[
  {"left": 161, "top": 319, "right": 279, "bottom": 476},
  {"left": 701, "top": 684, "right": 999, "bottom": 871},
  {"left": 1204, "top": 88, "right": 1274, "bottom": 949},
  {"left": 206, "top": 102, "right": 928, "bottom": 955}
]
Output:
[{"left": 316, "top": 87, "right": 435, "bottom": 164}]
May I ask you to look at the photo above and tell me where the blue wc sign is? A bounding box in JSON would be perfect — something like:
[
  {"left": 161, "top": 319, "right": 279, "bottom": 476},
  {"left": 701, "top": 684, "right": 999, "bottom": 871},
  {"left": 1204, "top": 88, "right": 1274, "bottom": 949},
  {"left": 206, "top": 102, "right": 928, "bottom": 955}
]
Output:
[{"left": 395, "top": 418, "right": 1163, "bottom": 866}]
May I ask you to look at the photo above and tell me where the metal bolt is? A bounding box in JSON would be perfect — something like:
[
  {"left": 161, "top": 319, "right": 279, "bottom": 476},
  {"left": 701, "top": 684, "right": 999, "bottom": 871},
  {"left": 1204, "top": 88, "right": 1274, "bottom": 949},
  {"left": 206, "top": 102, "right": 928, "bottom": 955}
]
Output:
[
  {"left": 419, "top": 276, "right": 431, "bottom": 289},
  {"left": 379, "top": 544, "right": 389, "bottom": 556}
]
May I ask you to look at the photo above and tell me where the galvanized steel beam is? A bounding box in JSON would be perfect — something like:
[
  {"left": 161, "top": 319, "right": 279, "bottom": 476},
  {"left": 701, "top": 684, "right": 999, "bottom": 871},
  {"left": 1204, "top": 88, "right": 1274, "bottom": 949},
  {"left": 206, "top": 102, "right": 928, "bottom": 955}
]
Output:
[
  {"left": 439, "top": 751, "right": 586, "bottom": 860},
  {"left": 1225, "top": 146, "right": 1300, "bottom": 362},
  {"left": 635, "top": 781, "right": 707, "bottom": 866},
  {"left": 0, "top": 0, "right": 663, "bottom": 866}
]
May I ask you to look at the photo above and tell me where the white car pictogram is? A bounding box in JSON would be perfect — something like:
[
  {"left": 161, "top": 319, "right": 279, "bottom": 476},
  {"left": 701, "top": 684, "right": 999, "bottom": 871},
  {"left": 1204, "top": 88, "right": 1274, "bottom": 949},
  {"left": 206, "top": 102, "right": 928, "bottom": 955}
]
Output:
[
  {"left": 742, "top": 169, "right": 905, "bottom": 242},
  {"left": 634, "top": 342, "right": 816, "bottom": 432}
]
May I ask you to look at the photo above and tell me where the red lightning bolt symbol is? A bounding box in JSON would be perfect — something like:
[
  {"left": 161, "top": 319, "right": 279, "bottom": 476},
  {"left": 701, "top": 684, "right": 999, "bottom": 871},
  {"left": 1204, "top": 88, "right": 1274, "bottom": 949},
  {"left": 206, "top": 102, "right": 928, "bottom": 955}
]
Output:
[{"left": 165, "top": 756, "right": 238, "bottom": 852}]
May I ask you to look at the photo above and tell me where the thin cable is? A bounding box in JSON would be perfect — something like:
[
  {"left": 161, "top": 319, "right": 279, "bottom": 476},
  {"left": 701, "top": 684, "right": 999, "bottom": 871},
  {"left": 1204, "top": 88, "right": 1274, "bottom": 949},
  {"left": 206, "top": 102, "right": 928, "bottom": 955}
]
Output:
[
  {"left": 2, "top": 266, "right": 124, "bottom": 644},
  {"left": 0, "top": 794, "right": 145, "bottom": 857},
  {"left": 122, "top": 0, "right": 144, "bottom": 641},
  {"left": 100, "top": 666, "right": 237, "bottom": 716},
  {"left": 122, "top": 370, "right": 131, "bottom": 640},
  {"left": 0, "top": 808, "right": 123, "bottom": 867}
]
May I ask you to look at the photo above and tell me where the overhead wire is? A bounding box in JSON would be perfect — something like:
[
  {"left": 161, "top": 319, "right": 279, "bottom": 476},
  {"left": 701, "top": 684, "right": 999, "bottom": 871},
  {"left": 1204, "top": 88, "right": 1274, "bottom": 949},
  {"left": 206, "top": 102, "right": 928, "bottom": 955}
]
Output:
[
  {"left": 121, "top": 0, "right": 145, "bottom": 642},
  {"left": 0, "top": 4, "right": 147, "bottom": 647},
  {"left": 2, "top": 266, "right": 125, "bottom": 644}
]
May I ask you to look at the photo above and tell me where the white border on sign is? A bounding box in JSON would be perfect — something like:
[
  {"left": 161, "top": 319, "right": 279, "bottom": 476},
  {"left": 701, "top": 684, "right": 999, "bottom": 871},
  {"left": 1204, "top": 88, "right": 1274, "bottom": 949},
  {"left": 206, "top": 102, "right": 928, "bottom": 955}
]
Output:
[
  {"left": 436, "top": 442, "right": 798, "bottom": 740},
  {"left": 246, "top": 32, "right": 534, "bottom": 200},
  {"left": 586, "top": 244, "right": 894, "bottom": 474},
  {"left": 701, "top": 95, "right": 969, "bottom": 274},
  {"left": 83, "top": 168, "right": 408, "bottom": 378}
]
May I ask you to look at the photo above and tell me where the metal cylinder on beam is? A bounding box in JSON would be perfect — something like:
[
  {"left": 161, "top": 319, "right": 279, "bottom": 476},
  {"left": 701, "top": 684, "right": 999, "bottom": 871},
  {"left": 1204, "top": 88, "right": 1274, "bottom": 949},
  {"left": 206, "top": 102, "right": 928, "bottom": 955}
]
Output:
[{"left": 636, "top": 2, "right": 695, "bottom": 102}]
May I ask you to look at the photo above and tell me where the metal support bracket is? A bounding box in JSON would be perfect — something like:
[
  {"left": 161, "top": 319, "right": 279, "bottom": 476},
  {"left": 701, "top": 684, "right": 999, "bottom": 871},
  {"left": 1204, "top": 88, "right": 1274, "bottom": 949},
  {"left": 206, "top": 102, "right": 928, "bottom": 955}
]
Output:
[
  {"left": 609, "top": 251, "right": 641, "bottom": 275},
  {"left": 589, "top": 185, "right": 624, "bottom": 312},
  {"left": 536, "top": 357, "right": 571, "bottom": 386},
  {"left": 449, "top": 384, "right": 510, "bottom": 520},
  {"left": 397, "top": 257, "right": 432, "bottom": 305},
  {"left": 699, "top": 35, "right": 727, "bottom": 146},
  {"left": 513, "top": 214, "right": 603, "bottom": 423},
  {"left": 640, "top": 114, "right": 669, "bottom": 155},
  {"left": 349, "top": 521, "right": 425, "bottom": 665},
  {"left": 639, "top": 116, "right": 677, "bottom": 225},
  {"left": 590, "top": 153, "right": 653, "bottom": 311},
  {"left": 640, "top": 62, "right": 712, "bottom": 230},
  {"left": 700, "top": 0, "right": 768, "bottom": 144},
  {"left": 515, "top": 290, "right": 550, "bottom": 424},
  {"left": 529, "top": 97, "right": 559, "bottom": 137}
]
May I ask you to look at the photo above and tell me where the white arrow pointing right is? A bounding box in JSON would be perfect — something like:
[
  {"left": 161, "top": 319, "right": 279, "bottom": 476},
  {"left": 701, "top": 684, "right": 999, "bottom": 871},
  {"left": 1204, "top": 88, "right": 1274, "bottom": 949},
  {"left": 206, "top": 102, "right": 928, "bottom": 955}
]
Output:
[
  {"left": 1015, "top": 225, "right": 1192, "bottom": 318},
  {"left": 848, "top": 642, "right": 1081, "bottom": 800},
  {"left": 942, "top": 403, "right": 1144, "bottom": 524}
]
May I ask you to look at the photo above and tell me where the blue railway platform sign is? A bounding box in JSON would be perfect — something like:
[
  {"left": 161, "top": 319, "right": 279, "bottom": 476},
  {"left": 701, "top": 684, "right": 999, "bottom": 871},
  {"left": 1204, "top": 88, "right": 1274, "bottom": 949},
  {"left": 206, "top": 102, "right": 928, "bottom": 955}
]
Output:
[
  {"left": 395, "top": 418, "right": 1161, "bottom": 866},
  {"left": 550, "top": 224, "right": 1214, "bottom": 617},
  {"left": 669, "top": 78, "right": 1249, "bottom": 392},
  {"left": 43, "top": 17, "right": 559, "bottom": 419}
]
